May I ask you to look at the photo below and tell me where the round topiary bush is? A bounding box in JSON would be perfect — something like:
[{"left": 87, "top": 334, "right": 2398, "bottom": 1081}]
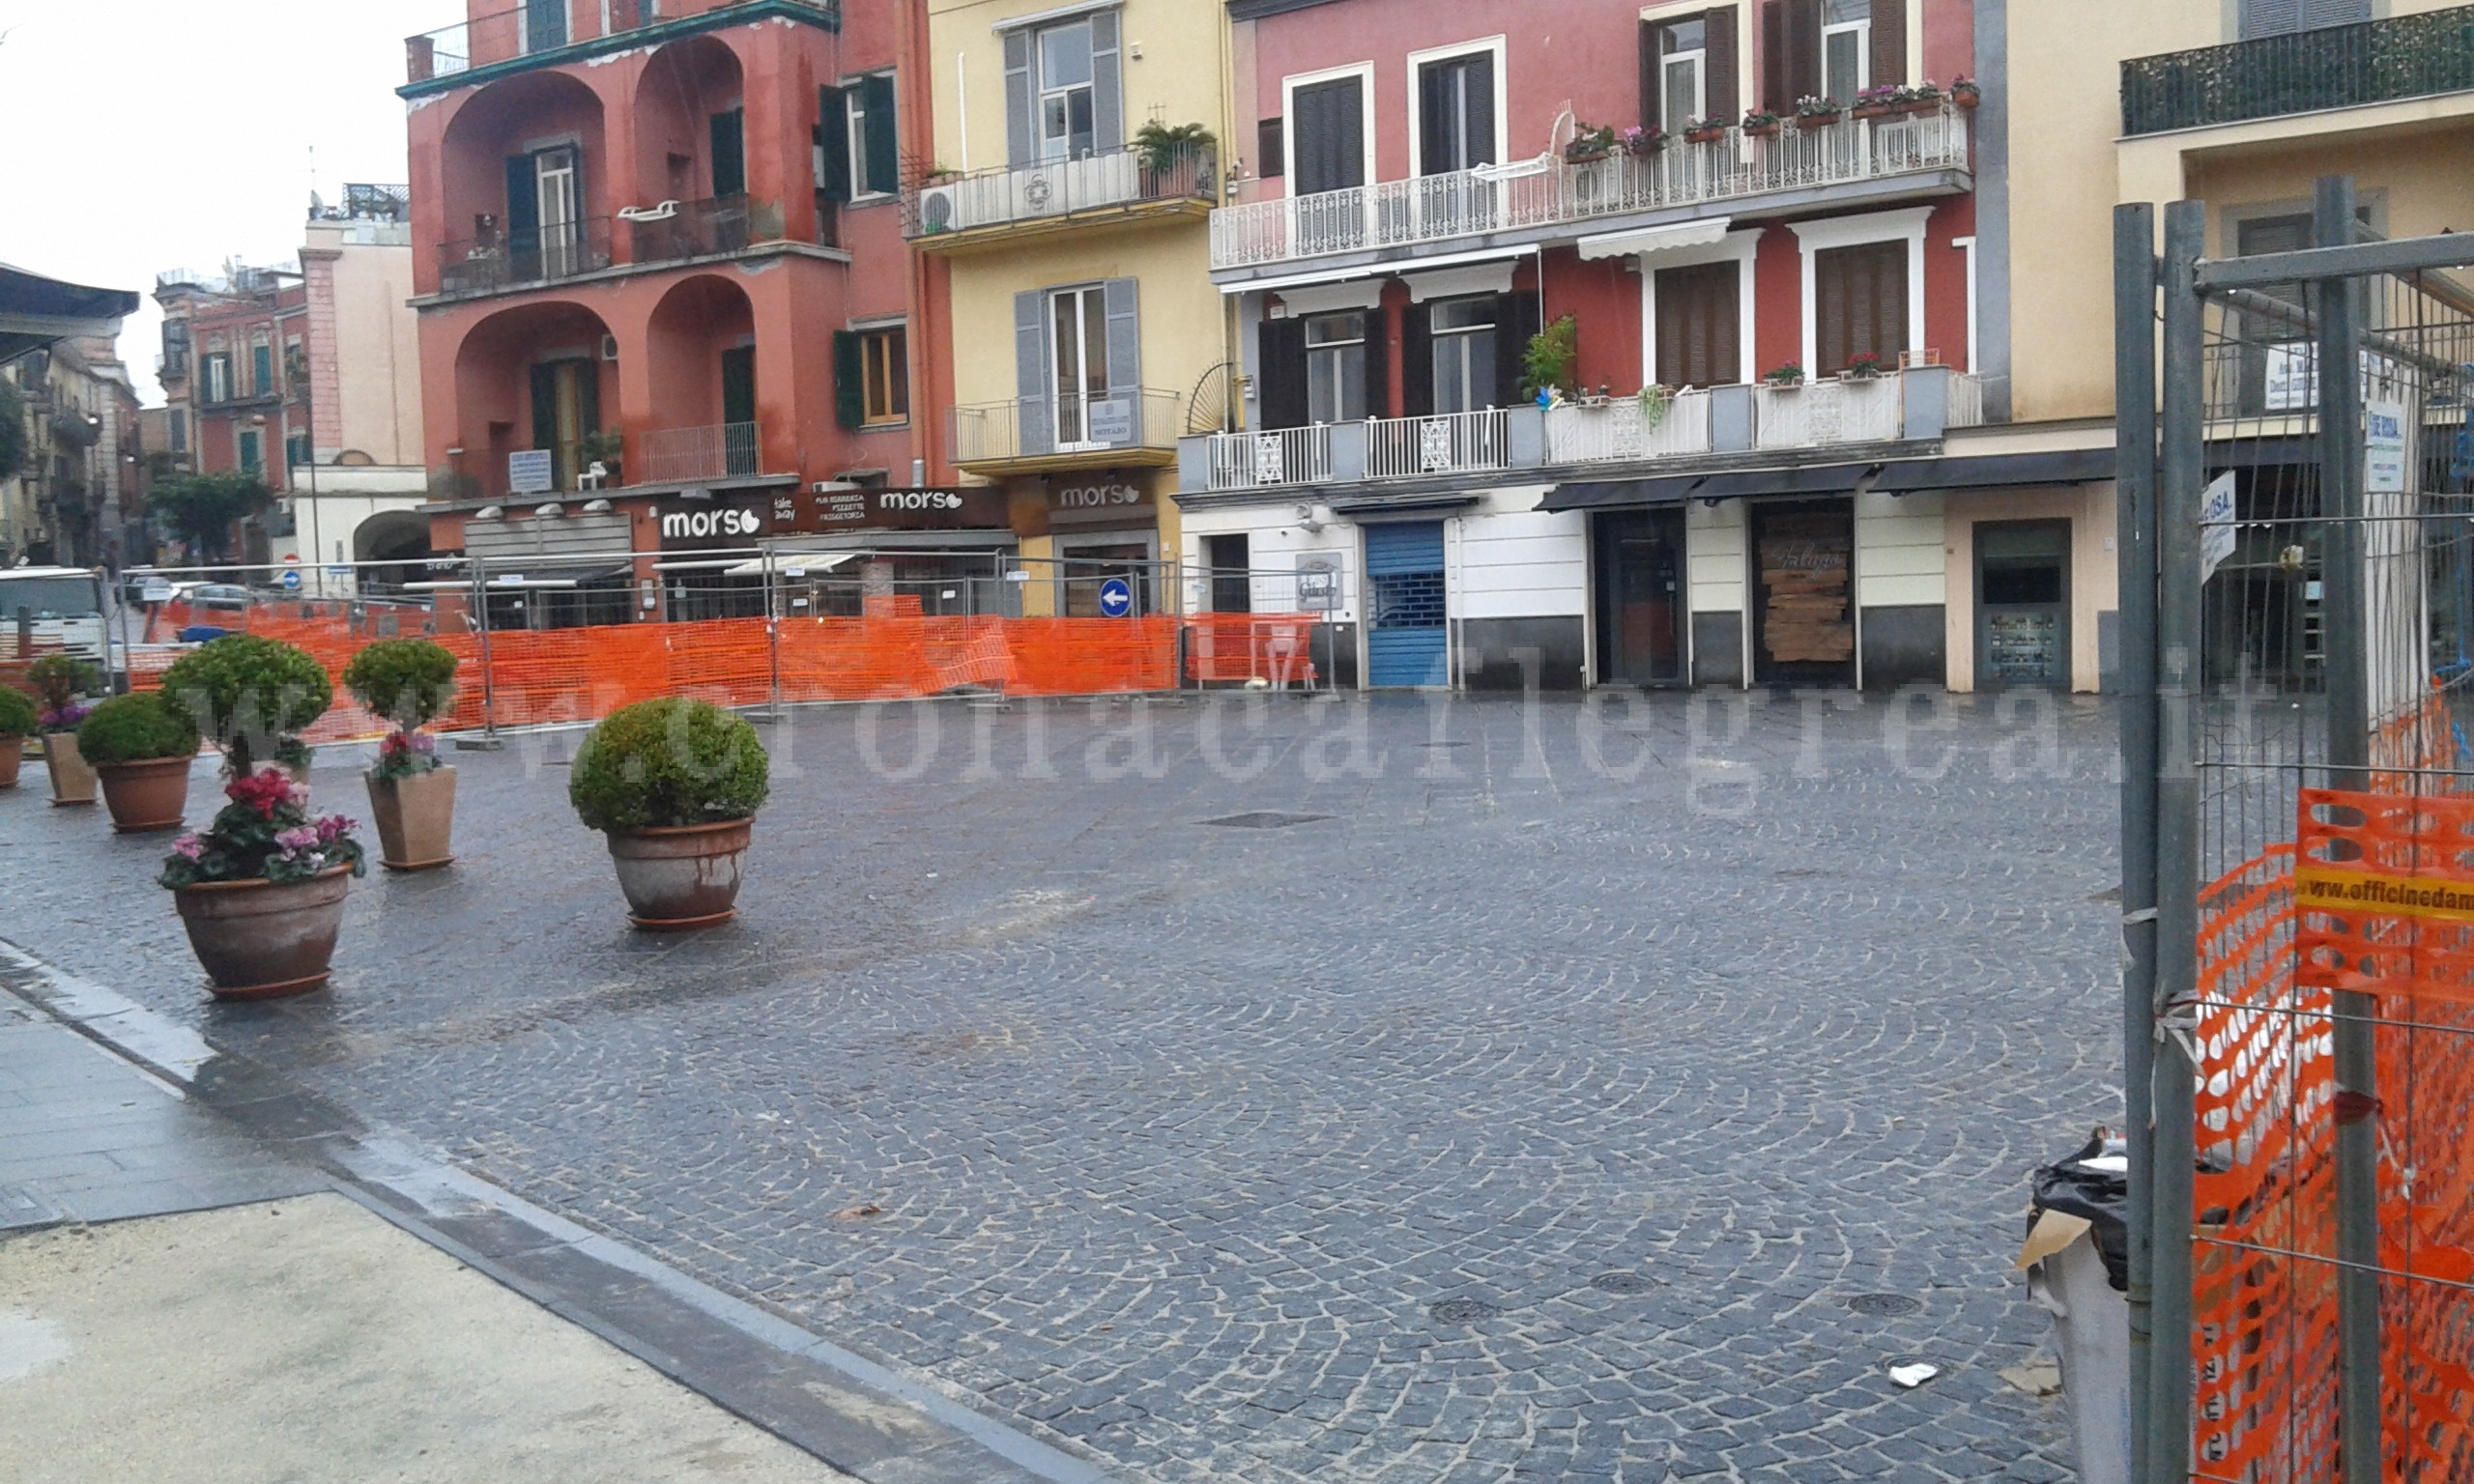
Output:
[
  {"left": 75, "top": 692, "right": 201, "bottom": 765},
  {"left": 342, "top": 639, "right": 459, "bottom": 732},
  {"left": 25, "top": 655, "right": 102, "bottom": 715},
  {"left": 0, "top": 686, "right": 38, "bottom": 739},
  {"left": 159, "top": 635, "right": 331, "bottom": 776},
  {"left": 569, "top": 698, "right": 769, "bottom": 833}
]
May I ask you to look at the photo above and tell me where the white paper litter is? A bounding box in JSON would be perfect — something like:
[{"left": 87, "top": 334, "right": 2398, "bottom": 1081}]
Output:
[{"left": 1887, "top": 1363, "right": 1940, "bottom": 1389}]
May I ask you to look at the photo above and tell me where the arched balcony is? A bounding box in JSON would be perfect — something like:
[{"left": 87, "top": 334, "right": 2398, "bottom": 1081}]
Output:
[
  {"left": 625, "top": 37, "right": 764, "bottom": 267},
  {"left": 637, "top": 274, "right": 762, "bottom": 484},
  {"left": 435, "top": 70, "right": 612, "bottom": 296},
  {"left": 449, "top": 300, "right": 619, "bottom": 499}
]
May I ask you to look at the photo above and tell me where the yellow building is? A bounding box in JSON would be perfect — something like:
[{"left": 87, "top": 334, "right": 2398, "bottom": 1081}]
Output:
[{"left": 907, "top": 0, "right": 1232, "bottom": 616}]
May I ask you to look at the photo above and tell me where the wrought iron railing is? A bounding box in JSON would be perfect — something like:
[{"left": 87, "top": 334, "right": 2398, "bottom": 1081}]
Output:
[
  {"left": 1212, "top": 105, "right": 1968, "bottom": 271},
  {"left": 1544, "top": 391, "right": 1715, "bottom": 463},
  {"left": 2122, "top": 5, "right": 2474, "bottom": 135},
  {"left": 636, "top": 422, "right": 761, "bottom": 485},
  {"left": 436, "top": 218, "right": 615, "bottom": 295},
  {"left": 1366, "top": 410, "right": 1510, "bottom": 479},
  {"left": 1754, "top": 377, "right": 1905, "bottom": 449},
  {"left": 906, "top": 143, "right": 1217, "bottom": 241},
  {"left": 950, "top": 389, "right": 1184, "bottom": 467},
  {"left": 626, "top": 195, "right": 756, "bottom": 266},
  {"left": 1205, "top": 424, "right": 1334, "bottom": 490}
]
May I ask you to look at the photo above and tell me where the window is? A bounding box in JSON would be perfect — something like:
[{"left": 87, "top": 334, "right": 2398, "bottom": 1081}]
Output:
[
  {"left": 820, "top": 74, "right": 900, "bottom": 201},
  {"left": 1658, "top": 18, "right": 1708, "bottom": 136},
  {"left": 285, "top": 433, "right": 311, "bottom": 470},
  {"left": 523, "top": 0, "right": 566, "bottom": 52},
  {"left": 1050, "top": 285, "right": 1109, "bottom": 445},
  {"left": 1813, "top": 240, "right": 1908, "bottom": 373},
  {"left": 1654, "top": 261, "right": 1742, "bottom": 387},
  {"left": 1306, "top": 314, "right": 1367, "bottom": 424},
  {"left": 1822, "top": 0, "right": 1869, "bottom": 102},
  {"left": 860, "top": 328, "right": 908, "bottom": 426},
  {"left": 1429, "top": 298, "right": 1497, "bottom": 415},
  {"left": 1416, "top": 50, "right": 1495, "bottom": 176},
  {"left": 201, "top": 355, "right": 231, "bottom": 405},
  {"left": 169, "top": 410, "right": 187, "bottom": 453},
  {"left": 1039, "top": 22, "right": 1097, "bottom": 160},
  {"left": 251, "top": 342, "right": 274, "bottom": 397},
  {"left": 710, "top": 108, "right": 746, "bottom": 197},
  {"left": 1002, "top": 13, "right": 1120, "bottom": 169},
  {"left": 1206, "top": 533, "right": 1251, "bottom": 614},
  {"left": 2240, "top": 0, "right": 2370, "bottom": 39},
  {"left": 237, "top": 429, "right": 263, "bottom": 474},
  {"left": 1288, "top": 74, "right": 1366, "bottom": 195}
]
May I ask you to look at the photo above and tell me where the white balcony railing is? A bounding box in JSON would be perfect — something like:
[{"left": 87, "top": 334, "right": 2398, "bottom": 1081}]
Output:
[
  {"left": 1212, "top": 106, "right": 1969, "bottom": 271},
  {"left": 637, "top": 422, "right": 760, "bottom": 485},
  {"left": 951, "top": 389, "right": 1185, "bottom": 467},
  {"left": 1366, "top": 409, "right": 1510, "bottom": 479},
  {"left": 908, "top": 145, "right": 1215, "bottom": 241},
  {"left": 1754, "top": 378, "right": 1905, "bottom": 450},
  {"left": 1947, "top": 372, "right": 1989, "bottom": 430},
  {"left": 1544, "top": 390, "right": 1714, "bottom": 464},
  {"left": 1207, "top": 424, "right": 1334, "bottom": 490}
]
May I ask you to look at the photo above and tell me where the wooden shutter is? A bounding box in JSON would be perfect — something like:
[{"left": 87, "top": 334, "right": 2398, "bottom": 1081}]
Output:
[
  {"left": 1089, "top": 12, "right": 1124, "bottom": 154},
  {"left": 1706, "top": 8, "right": 1740, "bottom": 121},
  {"left": 1257, "top": 117, "right": 1285, "bottom": 179},
  {"left": 1870, "top": 0, "right": 1906, "bottom": 88},
  {"left": 1400, "top": 306, "right": 1433, "bottom": 417},
  {"left": 1014, "top": 291, "right": 1051, "bottom": 455},
  {"left": 1364, "top": 303, "right": 1391, "bottom": 419},
  {"left": 1640, "top": 21, "right": 1661, "bottom": 133},
  {"left": 1002, "top": 27, "right": 1035, "bottom": 168},
  {"left": 1293, "top": 77, "right": 1363, "bottom": 195},
  {"left": 833, "top": 332, "right": 864, "bottom": 429},
  {"left": 1418, "top": 63, "right": 1451, "bottom": 175},
  {"left": 1493, "top": 293, "right": 1540, "bottom": 409},
  {"left": 860, "top": 74, "right": 899, "bottom": 194},
  {"left": 530, "top": 362, "right": 559, "bottom": 450},
  {"left": 1655, "top": 262, "right": 1741, "bottom": 387},
  {"left": 1761, "top": 0, "right": 1789, "bottom": 113},
  {"left": 1256, "top": 317, "right": 1309, "bottom": 430},
  {"left": 1464, "top": 54, "right": 1496, "bottom": 168},
  {"left": 817, "top": 88, "right": 851, "bottom": 204},
  {"left": 710, "top": 109, "right": 746, "bottom": 197},
  {"left": 1785, "top": 0, "right": 1823, "bottom": 104},
  {"left": 504, "top": 155, "right": 539, "bottom": 248},
  {"left": 1814, "top": 241, "right": 1907, "bottom": 372}
]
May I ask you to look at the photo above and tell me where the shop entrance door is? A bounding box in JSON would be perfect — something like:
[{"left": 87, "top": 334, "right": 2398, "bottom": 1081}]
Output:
[
  {"left": 1750, "top": 500, "right": 1856, "bottom": 686},
  {"left": 1974, "top": 520, "right": 2071, "bottom": 687},
  {"left": 1594, "top": 508, "right": 1686, "bottom": 684},
  {"left": 1365, "top": 521, "right": 1450, "bottom": 687}
]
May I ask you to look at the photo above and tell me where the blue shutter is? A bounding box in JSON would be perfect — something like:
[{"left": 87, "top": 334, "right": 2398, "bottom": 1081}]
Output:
[
  {"left": 1364, "top": 521, "right": 1450, "bottom": 688},
  {"left": 1102, "top": 277, "right": 1141, "bottom": 446},
  {"left": 1003, "top": 28, "right": 1035, "bottom": 169},
  {"left": 1016, "top": 290, "right": 1052, "bottom": 456},
  {"left": 1089, "top": 11, "right": 1123, "bottom": 155}
]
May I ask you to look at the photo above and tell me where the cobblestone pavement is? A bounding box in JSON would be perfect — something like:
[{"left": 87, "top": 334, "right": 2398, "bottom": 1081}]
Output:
[{"left": 0, "top": 691, "right": 2123, "bottom": 1483}]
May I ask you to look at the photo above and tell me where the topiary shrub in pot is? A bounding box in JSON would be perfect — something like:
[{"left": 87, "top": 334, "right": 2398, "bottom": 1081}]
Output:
[
  {"left": 0, "top": 684, "right": 36, "bottom": 789},
  {"left": 160, "top": 768, "right": 365, "bottom": 1000},
  {"left": 26, "top": 655, "right": 104, "bottom": 806},
  {"left": 159, "top": 635, "right": 331, "bottom": 785},
  {"left": 342, "top": 639, "right": 461, "bottom": 871},
  {"left": 569, "top": 698, "right": 769, "bottom": 930},
  {"left": 77, "top": 692, "right": 201, "bottom": 833}
]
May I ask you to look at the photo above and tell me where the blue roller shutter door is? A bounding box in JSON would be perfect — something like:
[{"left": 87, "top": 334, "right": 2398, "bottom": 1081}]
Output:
[{"left": 1365, "top": 521, "right": 1449, "bottom": 688}]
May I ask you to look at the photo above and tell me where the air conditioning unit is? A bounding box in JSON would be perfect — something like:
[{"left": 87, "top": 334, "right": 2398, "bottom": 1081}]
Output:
[
  {"left": 600, "top": 334, "right": 619, "bottom": 362},
  {"left": 914, "top": 184, "right": 963, "bottom": 237}
]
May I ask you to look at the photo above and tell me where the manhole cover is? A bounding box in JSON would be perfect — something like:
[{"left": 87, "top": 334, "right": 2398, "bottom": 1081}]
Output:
[
  {"left": 1201, "top": 812, "right": 1333, "bottom": 830},
  {"left": 1848, "top": 1294, "right": 1922, "bottom": 1317},
  {"left": 1427, "top": 1298, "right": 1503, "bottom": 1323},
  {"left": 1590, "top": 1272, "right": 1656, "bottom": 1295}
]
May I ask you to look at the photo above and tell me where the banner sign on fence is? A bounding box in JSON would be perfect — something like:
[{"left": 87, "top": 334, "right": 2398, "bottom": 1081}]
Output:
[
  {"left": 2297, "top": 787, "right": 2474, "bottom": 1005},
  {"left": 2366, "top": 398, "right": 2409, "bottom": 494},
  {"left": 2199, "top": 471, "right": 2238, "bottom": 585}
]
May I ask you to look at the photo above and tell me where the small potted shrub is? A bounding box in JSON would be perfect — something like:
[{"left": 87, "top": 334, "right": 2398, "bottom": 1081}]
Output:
[
  {"left": 569, "top": 698, "right": 769, "bottom": 930},
  {"left": 160, "top": 635, "right": 331, "bottom": 784},
  {"left": 1951, "top": 76, "right": 1980, "bottom": 109},
  {"left": 1853, "top": 85, "right": 1901, "bottom": 121},
  {"left": 1564, "top": 124, "right": 1617, "bottom": 163},
  {"left": 1796, "top": 95, "right": 1843, "bottom": 129},
  {"left": 161, "top": 768, "right": 364, "bottom": 1000},
  {"left": 1904, "top": 80, "right": 1945, "bottom": 114},
  {"left": 343, "top": 639, "right": 461, "bottom": 870},
  {"left": 1621, "top": 125, "right": 1665, "bottom": 157},
  {"left": 27, "top": 655, "right": 102, "bottom": 807},
  {"left": 0, "top": 685, "right": 34, "bottom": 788},
  {"left": 1740, "top": 108, "right": 1781, "bottom": 139},
  {"left": 78, "top": 692, "right": 201, "bottom": 833},
  {"left": 1765, "top": 363, "right": 1807, "bottom": 387},
  {"left": 1683, "top": 115, "right": 1729, "bottom": 146}
]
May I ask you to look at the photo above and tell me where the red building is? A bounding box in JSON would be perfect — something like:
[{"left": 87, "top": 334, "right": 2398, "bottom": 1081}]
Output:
[
  {"left": 402, "top": 0, "right": 931, "bottom": 621},
  {"left": 1182, "top": 0, "right": 2099, "bottom": 694},
  {"left": 157, "top": 266, "right": 311, "bottom": 499}
]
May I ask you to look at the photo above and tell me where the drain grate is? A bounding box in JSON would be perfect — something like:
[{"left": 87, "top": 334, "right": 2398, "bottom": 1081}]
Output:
[
  {"left": 1201, "top": 812, "right": 1334, "bottom": 830},
  {"left": 1590, "top": 1272, "right": 1657, "bottom": 1295},
  {"left": 1848, "top": 1293, "right": 1922, "bottom": 1317},
  {"left": 1427, "top": 1298, "right": 1503, "bottom": 1324}
]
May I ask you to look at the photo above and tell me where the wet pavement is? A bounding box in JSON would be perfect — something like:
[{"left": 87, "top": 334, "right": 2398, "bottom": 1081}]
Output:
[{"left": 0, "top": 691, "right": 2122, "bottom": 1483}]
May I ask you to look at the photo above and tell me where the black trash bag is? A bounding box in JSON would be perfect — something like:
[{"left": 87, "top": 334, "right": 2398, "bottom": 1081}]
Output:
[{"left": 2030, "top": 1128, "right": 2129, "bottom": 1293}]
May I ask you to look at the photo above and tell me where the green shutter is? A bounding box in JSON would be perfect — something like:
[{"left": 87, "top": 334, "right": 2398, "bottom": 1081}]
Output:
[
  {"left": 818, "top": 87, "right": 852, "bottom": 204},
  {"left": 832, "top": 331, "right": 865, "bottom": 429},
  {"left": 860, "top": 74, "right": 899, "bottom": 196},
  {"left": 710, "top": 109, "right": 746, "bottom": 197}
]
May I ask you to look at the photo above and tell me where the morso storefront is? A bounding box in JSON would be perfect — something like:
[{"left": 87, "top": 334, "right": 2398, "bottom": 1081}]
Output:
[{"left": 653, "top": 484, "right": 1020, "bottom": 618}]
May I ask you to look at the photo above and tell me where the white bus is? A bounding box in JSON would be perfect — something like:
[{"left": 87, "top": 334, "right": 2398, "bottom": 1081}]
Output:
[{"left": 0, "top": 566, "right": 115, "bottom": 682}]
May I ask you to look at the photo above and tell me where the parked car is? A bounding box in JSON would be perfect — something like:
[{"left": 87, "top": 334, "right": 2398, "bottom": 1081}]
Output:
[{"left": 177, "top": 583, "right": 254, "bottom": 613}]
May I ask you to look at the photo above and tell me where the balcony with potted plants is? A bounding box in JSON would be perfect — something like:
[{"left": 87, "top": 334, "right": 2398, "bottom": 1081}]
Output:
[
  {"left": 2121, "top": 3, "right": 2474, "bottom": 136},
  {"left": 905, "top": 126, "right": 1219, "bottom": 254},
  {"left": 1209, "top": 87, "right": 1971, "bottom": 283}
]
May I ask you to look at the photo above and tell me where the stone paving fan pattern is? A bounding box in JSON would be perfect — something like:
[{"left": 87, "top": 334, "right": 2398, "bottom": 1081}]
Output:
[{"left": 0, "top": 694, "right": 2120, "bottom": 1483}]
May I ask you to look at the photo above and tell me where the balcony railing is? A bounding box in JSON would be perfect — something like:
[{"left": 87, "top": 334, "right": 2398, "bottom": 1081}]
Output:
[
  {"left": 437, "top": 219, "right": 615, "bottom": 296},
  {"left": 637, "top": 422, "right": 761, "bottom": 485},
  {"left": 627, "top": 195, "right": 757, "bottom": 266},
  {"left": 1366, "top": 409, "right": 1510, "bottom": 479},
  {"left": 1205, "top": 424, "right": 1336, "bottom": 491},
  {"left": 1212, "top": 105, "right": 1969, "bottom": 272},
  {"left": 906, "top": 144, "right": 1217, "bottom": 242},
  {"left": 2122, "top": 5, "right": 2474, "bottom": 136},
  {"left": 1754, "top": 377, "right": 1905, "bottom": 449},
  {"left": 1544, "top": 391, "right": 1715, "bottom": 463},
  {"left": 950, "top": 389, "right": 1184, "bottom": 468}
]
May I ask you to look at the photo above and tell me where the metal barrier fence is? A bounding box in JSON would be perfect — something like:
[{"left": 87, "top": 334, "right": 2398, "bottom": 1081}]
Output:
[
  {"left": 110, "top": 549, "right": 1335, "bottom": 746},
  {"left": 2121, "top": 184, "right": 2474, "bottom": 1483}
]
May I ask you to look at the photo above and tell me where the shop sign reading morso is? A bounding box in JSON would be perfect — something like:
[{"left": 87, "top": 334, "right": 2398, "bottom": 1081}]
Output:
[{"left": 657, "top": 487, "right": 1008, "bottom": 548}]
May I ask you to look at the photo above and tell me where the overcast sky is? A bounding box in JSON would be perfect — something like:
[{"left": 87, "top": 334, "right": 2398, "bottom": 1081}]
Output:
[{"left": 0, "top": 0, "right": 468, "bottom": 406}]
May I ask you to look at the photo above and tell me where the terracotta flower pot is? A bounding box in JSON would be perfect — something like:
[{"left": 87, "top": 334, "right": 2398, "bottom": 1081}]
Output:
[
  {"left": 0, "top": 735, "right": 21, "bottom": 788},
  {"left": 173, "top": 867, "right": 352, "bottom": 1001},
  {"left": 368, "top": 765, "right": 456, "bottom": 871},
  {"left": 97, "top": 757, "right": 193, "bottom": 833},
  {"left": 43, "top": 732, "right": 97, "bottom": 807},
  {"left": 1684, "top": 128, "right": 1728, "bottom": 145},
  {"left": 1797, "top": 113, "right": 1840, "bottom": 130},
  {"left": 604, "top": 818, "right": 752, "bottom": 930},
  {"left": 1853, "top": 105, "right": 1895, "bottom": 121}
]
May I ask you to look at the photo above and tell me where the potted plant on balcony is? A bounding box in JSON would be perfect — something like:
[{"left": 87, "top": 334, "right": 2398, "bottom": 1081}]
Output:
[
  {"left": 1853, "top": 85, "right": 1902, "bottom": 121},
  {"left": 1621, "top": 125, "right": 1667, "bottom": 157},
  {"left": 1135, "top": 121, "right": 1217, "bottom": 185},
  {"left": 1845, "top": 353, "right": 1885, "bottom": 381},
  {"left": 1765, "top": 363, "right": 1807, "bottom": 387},
  {"left": 1636, "top": 384, "right": 1674, "bottom": 432},
  {"left": 1796, "top": 95, "right": 1844, "bottom": 129},
  {"left": 1951, "top": 76, "right": 1981, "bottom": 109},
  {"left": 1903, "top": 80, "right": 1945, "bottom": 114},
  {"left": 28, "top": 655, "right": 101, "bottom": 807},
  {"left": 1564, "top": 124, "right": 1618, "bottom": 163},
  {"left": 579, "top": 428, "right": 624, "bottom": 488},
  {"left": 0, "top": 684, "right": 35, "bottom": 788},
  {"left": 569, "top": 698, "right": 769, "bottom": 930},
  {"left": 160, "top": 635, "right": 331, "bottom": 785},
  {"left": 1683, "top": 115, "right": 1730, "bottom": 146},
  {"left": 343, "top": 639, "right": 461, "bottom": 871},
  {"left": 1740, "top": 108, "right": 1781, "bottom": 138},
  {"left": 1519, "top": 315, "right": 1580, "bottom": 402},
  {"left": 160, "top": 768, "right": 364, "bottom": 1001},
  {"left": 78, "top": 692, "right": 200, "bottom": 833}
]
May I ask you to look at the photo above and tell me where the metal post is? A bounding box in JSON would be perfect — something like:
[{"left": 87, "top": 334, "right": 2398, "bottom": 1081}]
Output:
[
  {"left": 763, "top": 543, "right": 783, "bottom": 722},
  {"left": 2312, "top": 173, "right": 2384, "bottom": 1484},
  {"left": 2114, "top": 200, "right": 2162, "bottom": 1484},
  {"left": 464, "top": 556, "right": 503, "bottom": 749},
  {"left": 2144, "top": 196, "right": 2207, "bottom": 1484}
]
